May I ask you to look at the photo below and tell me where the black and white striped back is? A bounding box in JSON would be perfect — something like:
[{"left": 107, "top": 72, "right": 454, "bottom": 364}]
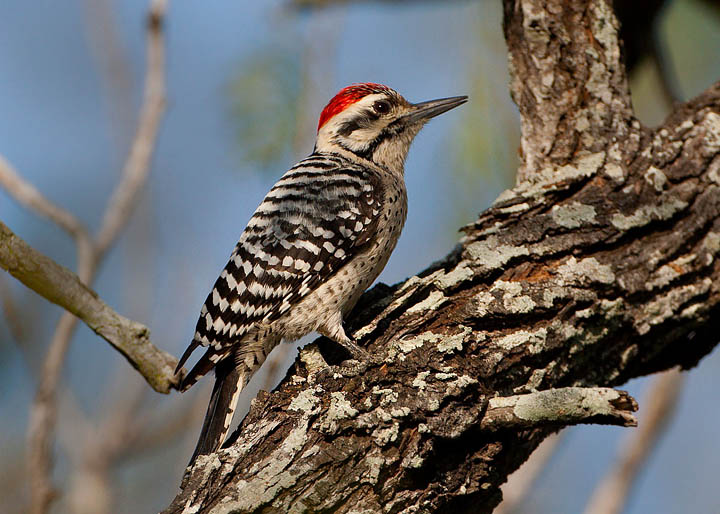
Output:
[{"left": 176, "top": 152, "right": 384, "bottom": 390}]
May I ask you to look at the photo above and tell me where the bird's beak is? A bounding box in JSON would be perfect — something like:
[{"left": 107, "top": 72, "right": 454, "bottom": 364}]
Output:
[{"left": 404, "top": 95, "right": 468, "bottom": 124}]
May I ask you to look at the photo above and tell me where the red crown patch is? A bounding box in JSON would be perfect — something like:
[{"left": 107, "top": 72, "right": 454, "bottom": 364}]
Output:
[{"left": 317, "top": 83, "right": 392, "bottom": 132}]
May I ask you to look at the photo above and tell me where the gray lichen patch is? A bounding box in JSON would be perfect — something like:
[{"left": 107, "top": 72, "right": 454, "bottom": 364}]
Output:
[
  {"left": 224, "top": 419, "right": 281, "bottom": 458},
  {"left": 586, "top": 61, "right": 613, "bottom": 104},
  {"left": 443, "top": 375, "right": 479, "bottom": 396},
  {"left": 498, "top": 202, "right": 530, "bottom": 214},
  {"left": 708, "top": 156, "right": 720, "bottom": 185},
  {"left": 538, "top": 152, "right": 606, "bottom": 187},
  {"left": 353, "top": 276, "right": 424, "bottom": 339},
  {"left": 372, "top": 423, "right": 399, "bottom": 446},
  {"left": 492, "top": 280, "right": 537, "bottom": 313},
  {"left": 466, "top": 235, "right": 530, "bottom": 272},
  {"left": 397, "top": 334, "right": 433, "bottom": 354},
  {"left": 362, "top": 452, "right": 386, "bottom": 485},
  {"left": 475, "top": 290, "right": 497, "bottom": 317},
  {"left": 551, "top": 202, "right": 597, "bottom": 228},
  {"left": 644, "top": 166, "right": 667, "bottom": 192},
  {"left": 230, "top": 415, "right": 316, "bottom": 512},
  {"left": 434, "top": 264, "right": 474, "bottom": 290},
  {"left": 489, "top": 387, "right": 628, "bottom": 424},
  {"left": 604, "top": 162, "right": 625, "bottom": 183},
  {"left": 541, "top": 287, "right": 564, "bottom": 308},
  {"left": 407, "top": 290, "right": 446, "bottom": 314},
  {"left": 412, "top": 371, "right": 431, "bottom": 391},
  {"left": 299, "top": 344, "right": 329, "bottom": 375},
  {"left": 557, "top": 256, "right": 615, "bottom": 285},
  {"left": 390, "top": 407, "right": 411, "bottom": 418},
  {"left": 318, "top": 392, "right": 359, "bottom": 434},
  {"left": 590, "top": 1, "right": 620, "bottom": 61},
  {"left": 437, "top": 326, "right": 471, "bottom": 354},
  {"left": 636, "top": 278, "right": 713, "bottom": 335},
  {"left": 493, "top": 189, "right": 518, "bottom": 205},
  {"left": 288, "top": 386, "right": 323, "bottom": 414},
  {"left": 611, "top": 197, "right": 688, "bottom": 230},
  {"left": 647, "top": 254, "right": 696, "bottom": 289},
  {"left": 515, "top": 366, "right": 550, "bottom": 393},
  {"left": 703, "top": 232, "right": 720, "bottom": 257},
  {"left": 372, "top": 387, "right": 399, "bottom": 406},
  {"left": 495, "top": 327, "right": 547, "bottom": 353}
]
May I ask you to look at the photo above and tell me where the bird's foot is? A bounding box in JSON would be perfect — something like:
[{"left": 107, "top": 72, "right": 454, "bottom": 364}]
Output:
[{"left": 336, "top": 337, "right": 371, "bottom": 361}]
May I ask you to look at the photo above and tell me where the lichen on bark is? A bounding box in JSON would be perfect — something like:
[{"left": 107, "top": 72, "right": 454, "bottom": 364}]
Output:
[{"left": 165, "top": 1, "right": 720, "bottom": 512}]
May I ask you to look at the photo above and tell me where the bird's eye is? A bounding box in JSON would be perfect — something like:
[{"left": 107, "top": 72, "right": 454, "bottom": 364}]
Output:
[{"left": 373, "top": 100, "right": 391, "bottom": 115}]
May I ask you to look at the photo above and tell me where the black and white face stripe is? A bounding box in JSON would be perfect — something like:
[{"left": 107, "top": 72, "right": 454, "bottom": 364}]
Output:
[
  {"left": 314, "top": 92, "right": 422, "bottom": 173},
  {"left": 332, "top": 115, "right": 413, "bottom": 163}
]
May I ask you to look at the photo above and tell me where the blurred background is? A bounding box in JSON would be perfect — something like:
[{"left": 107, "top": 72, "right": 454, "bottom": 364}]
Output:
[{"left": 1, "top": 1, "right": 719, "bottom": 513}]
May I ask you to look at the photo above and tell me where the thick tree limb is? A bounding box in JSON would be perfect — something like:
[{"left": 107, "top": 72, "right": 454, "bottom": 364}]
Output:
[{"left": 166, "top": 1, "right": 720, "bottom": 512}]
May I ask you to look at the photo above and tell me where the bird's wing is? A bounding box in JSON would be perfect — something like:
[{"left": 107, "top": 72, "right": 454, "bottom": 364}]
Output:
[{"left": 176, "top": 154, "right": 383, "bottom": 390}]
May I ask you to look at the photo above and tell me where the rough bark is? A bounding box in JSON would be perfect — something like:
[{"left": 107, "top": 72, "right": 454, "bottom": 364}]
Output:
[{"left": 165, "top": 1, "right": 720, "bottom": 512}]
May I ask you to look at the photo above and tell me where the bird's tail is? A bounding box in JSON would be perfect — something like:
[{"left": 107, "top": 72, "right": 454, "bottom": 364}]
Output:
[{"left": 188, "top": 350, "right": 265, "bottom": 466}]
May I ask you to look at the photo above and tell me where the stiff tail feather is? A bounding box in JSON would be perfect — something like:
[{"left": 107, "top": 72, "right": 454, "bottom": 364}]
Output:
[
  {"left": 188, "top": 358, "right": 245, "bottom": 465},
  {"left": 188, "top": 349, "right": 267, "bottom": 466}
]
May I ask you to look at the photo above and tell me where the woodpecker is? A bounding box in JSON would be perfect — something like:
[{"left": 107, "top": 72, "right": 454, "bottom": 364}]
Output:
[{"left": 177, "top": 83, "right": 467, "bottom": 463}]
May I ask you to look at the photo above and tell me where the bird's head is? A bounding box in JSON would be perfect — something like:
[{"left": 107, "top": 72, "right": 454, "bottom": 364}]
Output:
[{"left": 315, "top": 83, "right": 467, "bottom": 174}]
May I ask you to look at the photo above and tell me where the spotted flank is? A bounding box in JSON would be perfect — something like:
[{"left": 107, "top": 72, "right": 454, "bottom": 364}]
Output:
[{"left": 176, "top": 153, "right": 383, "bottom": 392}]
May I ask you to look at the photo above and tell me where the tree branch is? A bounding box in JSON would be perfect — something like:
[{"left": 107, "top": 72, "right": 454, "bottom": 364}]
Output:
[
  {"left": 0, "top": 220, "right": 180, "bottom": 392},
  {"left": 0, "top": 155, "right": 94, "bottom": 268},
  {"left": 95, "top": 0, "right": 167, "bottom": 257},
  {"left": 503, "top": 0, "right": 635, "bottom": 183},
  {"left": 481, "top": 387, "right": 638, "bottom": 431},
  {"left": 165, "top": 1, "right": 720, "bottom": 511}
]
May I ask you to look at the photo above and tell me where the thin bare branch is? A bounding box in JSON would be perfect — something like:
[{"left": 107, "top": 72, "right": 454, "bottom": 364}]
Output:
[
  {"left": 0, "top": 155, "right": 94, "bottom": 268},
  {"left": 82, "top": 0, "right": 135, "bottom": 148},
  {"left": 584, "top": 369, "right": 685, "bottom": 514},
  {"left": 27, "top": 313, "right": 79, "bottom": 513},
  {"left": 95, "top": 0, "right": 167, "bottom": 256}
]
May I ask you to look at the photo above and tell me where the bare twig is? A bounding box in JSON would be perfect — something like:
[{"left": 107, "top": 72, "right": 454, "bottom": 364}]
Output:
[
  {"left": 0, "top": 155, "right": 94, "bottom": 268},
  {"left": 96, "top": 0, "right": 167, "bottom": 257},
  {"left": 82, "top": 0, "right": 135, "bottom": 149},
  {"left": 584, "top": 369, "right": 685, "bottom": 514},
  {"left": 62, "top": 377, "right": 205, "bottom": 514}
]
